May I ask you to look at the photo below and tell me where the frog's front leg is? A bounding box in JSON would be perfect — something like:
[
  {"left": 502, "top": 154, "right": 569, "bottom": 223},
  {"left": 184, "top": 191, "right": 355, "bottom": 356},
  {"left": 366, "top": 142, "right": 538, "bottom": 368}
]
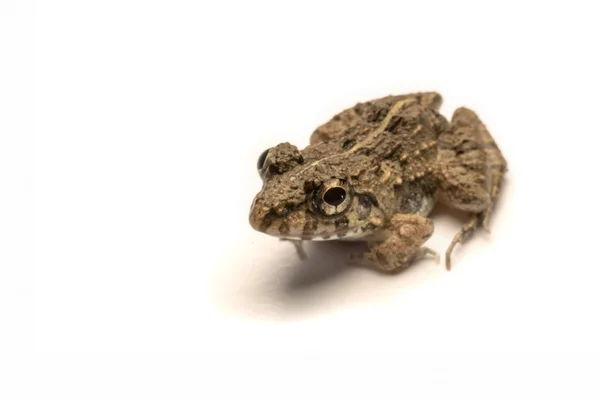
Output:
[
  {"left": 360, "top": 214, "right": 438, "bottom": 273},
  {"left": 280, "top": 238, "right": 308, "bottom": 260}
]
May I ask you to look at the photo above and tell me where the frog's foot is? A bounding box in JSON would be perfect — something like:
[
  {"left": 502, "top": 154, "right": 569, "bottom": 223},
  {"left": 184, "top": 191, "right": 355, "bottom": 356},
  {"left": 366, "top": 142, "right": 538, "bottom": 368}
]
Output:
[
  {"left": 279, "top": 238, "right": 307, "bottom": 261},
  {"left": 445, "top": 213, "right": 481, "bottom": 270},
  {"left": 424, "top": 247, "right": 441, "bottom": 264},
  {"left": 481, "top": 207, "right": 493, "bottom": 233},
  {"left": 353, "top": 214, "right": 436, "bottom": 273}
]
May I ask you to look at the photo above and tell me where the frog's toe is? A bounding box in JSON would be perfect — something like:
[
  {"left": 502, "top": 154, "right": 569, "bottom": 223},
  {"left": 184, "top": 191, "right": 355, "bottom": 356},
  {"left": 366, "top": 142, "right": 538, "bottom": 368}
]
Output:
[{"left": 423, "top": 247, "right": 440, "bottom": 264}]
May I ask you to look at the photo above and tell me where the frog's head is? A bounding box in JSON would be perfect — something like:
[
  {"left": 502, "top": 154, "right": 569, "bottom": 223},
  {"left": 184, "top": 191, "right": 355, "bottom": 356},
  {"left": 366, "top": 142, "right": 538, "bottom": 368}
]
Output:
[{"left": 249, "top": 142, "right": 386, "bottom": 240}]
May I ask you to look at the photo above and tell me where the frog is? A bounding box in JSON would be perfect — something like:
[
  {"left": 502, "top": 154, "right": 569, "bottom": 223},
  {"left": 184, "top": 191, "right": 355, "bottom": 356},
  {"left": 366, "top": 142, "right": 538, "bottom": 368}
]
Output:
[{"left": 248, "top": 92, "right": 507, "bottom": 272}]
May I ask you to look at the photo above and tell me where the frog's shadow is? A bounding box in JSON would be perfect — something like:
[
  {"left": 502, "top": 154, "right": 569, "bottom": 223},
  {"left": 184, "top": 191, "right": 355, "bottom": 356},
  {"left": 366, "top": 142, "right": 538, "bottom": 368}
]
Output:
[
  {"left": 274, "top": 239, "right": 429, "bottom": 302},
  {"left": 279, "top": 241, "right": 374, "bottom": 292},
  {"left": 227, "top": 239, "right": 433, "bottom": 320}
]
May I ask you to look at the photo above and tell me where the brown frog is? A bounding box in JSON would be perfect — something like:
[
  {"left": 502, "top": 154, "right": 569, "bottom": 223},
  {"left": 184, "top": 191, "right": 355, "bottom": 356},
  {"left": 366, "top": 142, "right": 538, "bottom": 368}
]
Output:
[{"left": 249, "top": 92, "right": 507, "bottom": 272}]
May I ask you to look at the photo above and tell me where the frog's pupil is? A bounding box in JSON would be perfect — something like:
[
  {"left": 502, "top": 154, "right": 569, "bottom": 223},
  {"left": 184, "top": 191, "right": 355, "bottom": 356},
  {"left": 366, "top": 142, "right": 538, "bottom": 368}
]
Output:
[
  {"left": 257, "top": 149, "right": 269, "bottom": 170},
  {"left": 323, "top": 187, "right": 346, "bottom": 206}
]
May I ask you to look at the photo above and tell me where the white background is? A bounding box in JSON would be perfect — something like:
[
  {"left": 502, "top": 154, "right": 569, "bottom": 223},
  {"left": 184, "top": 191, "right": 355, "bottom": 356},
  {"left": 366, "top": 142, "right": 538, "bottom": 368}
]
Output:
[{"left": 2, "top": 0, "right": 600, "bottom": 398}]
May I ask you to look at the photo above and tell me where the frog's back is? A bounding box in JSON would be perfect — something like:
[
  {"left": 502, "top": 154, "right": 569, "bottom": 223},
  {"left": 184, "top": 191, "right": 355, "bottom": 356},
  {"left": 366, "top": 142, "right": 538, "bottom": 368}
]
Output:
[
  {"left": 301, "top": 93, "right": 447, "bottom": 220},
  {"left": 310, "top": 92, "right": 442, "bottom": 145}
]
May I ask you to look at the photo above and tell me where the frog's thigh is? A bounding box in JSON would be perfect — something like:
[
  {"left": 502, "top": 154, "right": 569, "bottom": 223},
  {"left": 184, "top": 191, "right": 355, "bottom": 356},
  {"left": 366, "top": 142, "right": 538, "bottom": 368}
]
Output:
[
  {"left": 364, "top": 214, "right": 437, "bottom": 273},
  {"left": 438, "top": 108, "right": 491, "bottom": 212},
  {"left": 437, "top": 107, "right": 507, "bottom": 268}
]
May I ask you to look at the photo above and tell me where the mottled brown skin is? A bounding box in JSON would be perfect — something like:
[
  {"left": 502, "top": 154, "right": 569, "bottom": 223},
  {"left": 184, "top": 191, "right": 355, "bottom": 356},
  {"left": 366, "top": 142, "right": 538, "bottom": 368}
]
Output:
[{"left": 249, "top": 92, "right": 506, "bottom": 271}]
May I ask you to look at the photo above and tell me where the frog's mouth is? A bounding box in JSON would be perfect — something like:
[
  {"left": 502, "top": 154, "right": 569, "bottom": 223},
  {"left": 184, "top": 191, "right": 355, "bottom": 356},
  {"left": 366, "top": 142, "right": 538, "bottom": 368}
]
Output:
[
  {"left": 250, "top": 201, "right": 385, "bottom": 241},
  {"left": 279, "top": 227, "right": 375, "bottom": 241},
  {"left": 262, "top": 218, "right": 375, "bottom": 241}
]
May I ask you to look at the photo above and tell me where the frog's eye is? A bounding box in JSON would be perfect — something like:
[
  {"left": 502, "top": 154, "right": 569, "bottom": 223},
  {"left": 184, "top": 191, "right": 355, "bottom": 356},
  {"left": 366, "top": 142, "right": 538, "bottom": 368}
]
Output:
[
  {"left": 256, "top": 148, "right": 271, "bottom": 179},
  {"left": 316, "top": 179, "right": 353, "bottom": 216},
  {"left": 323, "top": 187, "right": 346, "bottom": 206}
]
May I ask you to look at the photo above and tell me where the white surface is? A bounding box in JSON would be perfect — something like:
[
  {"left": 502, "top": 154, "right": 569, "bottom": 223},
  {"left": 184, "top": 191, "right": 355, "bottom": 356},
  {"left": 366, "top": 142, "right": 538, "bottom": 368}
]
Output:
[{"left": 2, "top": 0, "right": 600, "bottom": 398}]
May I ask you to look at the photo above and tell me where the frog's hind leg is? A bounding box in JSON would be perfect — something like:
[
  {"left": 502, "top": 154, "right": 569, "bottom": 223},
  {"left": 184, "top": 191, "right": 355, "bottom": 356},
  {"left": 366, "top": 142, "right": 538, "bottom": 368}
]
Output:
[{"left": 437, "top": 107, "right": 507, "bottom": 269}]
